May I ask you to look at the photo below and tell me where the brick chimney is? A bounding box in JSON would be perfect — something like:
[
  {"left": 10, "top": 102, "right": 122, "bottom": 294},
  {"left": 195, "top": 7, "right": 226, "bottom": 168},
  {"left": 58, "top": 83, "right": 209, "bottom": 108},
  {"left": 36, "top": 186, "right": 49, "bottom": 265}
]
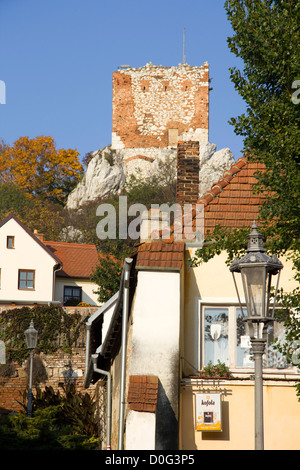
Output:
[
  {"left": 34, "top": 229, "right": 44, "bottom": 242},
  {"left": 176, "top": 141, "right": 200, "bottom": 204}
]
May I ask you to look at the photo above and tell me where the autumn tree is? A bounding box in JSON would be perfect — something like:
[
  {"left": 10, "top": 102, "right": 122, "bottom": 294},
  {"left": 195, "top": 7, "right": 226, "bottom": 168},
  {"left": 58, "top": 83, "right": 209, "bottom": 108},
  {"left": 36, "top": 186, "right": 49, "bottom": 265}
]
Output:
[{"left": 0, "top": 136, "right": 83, "bottom": 205}]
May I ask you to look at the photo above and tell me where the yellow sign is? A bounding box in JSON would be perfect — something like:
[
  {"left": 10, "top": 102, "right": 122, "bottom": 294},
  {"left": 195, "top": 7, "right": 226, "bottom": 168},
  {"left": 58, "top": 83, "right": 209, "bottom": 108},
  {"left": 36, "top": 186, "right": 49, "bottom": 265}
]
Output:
[{"left": 195, "top": 393, "right": 222, "bottom": 432}]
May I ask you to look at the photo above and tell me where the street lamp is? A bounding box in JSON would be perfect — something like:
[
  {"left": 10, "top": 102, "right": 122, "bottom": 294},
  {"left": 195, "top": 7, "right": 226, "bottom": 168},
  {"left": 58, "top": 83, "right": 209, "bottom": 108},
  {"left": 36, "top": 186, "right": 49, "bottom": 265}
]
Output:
[
  {"left": 24, "top": 319, "right": 38, "bottom": 418},
  {"left": 230, "top": 221, "right": 283, "bottom": 450}
]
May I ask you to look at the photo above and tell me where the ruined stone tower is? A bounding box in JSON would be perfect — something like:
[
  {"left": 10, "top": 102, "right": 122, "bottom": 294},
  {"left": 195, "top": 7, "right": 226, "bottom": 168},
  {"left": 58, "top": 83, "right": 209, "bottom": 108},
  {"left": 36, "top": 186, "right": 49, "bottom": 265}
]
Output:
[
  {"left": 67, "top": 61, "right": 235, "bottom": 210},
  {"left": 111, "top": 62, "right": 209, "bottom": 175}
]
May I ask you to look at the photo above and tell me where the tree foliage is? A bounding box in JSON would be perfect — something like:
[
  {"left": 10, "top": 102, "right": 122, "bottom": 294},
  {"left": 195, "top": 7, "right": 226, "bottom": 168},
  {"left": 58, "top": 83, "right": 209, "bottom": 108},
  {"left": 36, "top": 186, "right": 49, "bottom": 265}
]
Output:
[
  {"left": 0, "top": 136, "right": 83, "bottom": 205},
  {"left": 192, "top": 1, "right": 300, "bottom": 391},
  {"left": 0, "top": 182, "right": 66, "bottom": 241},
  {"left": 88, "top": 157, "right": 177, "bottom": 302},
  {"left": 225, "top": 0, "right": 300, "bottom": 243},
  {"left": 0, "top": 384, "right": 100, "bottom": 450}
]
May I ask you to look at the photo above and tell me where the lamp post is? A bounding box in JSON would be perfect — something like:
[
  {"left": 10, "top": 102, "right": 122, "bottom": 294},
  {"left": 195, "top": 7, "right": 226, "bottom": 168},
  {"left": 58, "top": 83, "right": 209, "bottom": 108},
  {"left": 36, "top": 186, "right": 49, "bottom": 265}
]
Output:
[
  {"left": 230, "top": 221, "right": 283, "bottom": 450},
  {"left": 24, "top": 319, "right": 38, "bottom": 418}
]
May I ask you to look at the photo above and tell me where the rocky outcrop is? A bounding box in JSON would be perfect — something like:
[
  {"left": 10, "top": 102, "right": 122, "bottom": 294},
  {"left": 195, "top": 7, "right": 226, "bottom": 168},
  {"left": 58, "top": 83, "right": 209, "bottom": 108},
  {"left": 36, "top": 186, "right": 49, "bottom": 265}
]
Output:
[
  {"left": 66, "top": 142, "right": 234, "bottom": 210},
  {"left": 199, "top": 143, "right": 234, "bottom": 196},
  {"left": 66, "top": 147, "right": 126, "bottom": 210}
]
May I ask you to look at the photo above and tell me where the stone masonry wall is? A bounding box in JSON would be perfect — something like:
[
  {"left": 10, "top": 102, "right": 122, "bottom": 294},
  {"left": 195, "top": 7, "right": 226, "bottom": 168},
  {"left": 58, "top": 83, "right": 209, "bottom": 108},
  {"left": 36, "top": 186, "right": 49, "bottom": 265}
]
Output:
[
  {"left": 0, "top": 307, "right": 99, "bottom": 414},
  {"left": 0, "top": 349, "right": 92, "bottom": 414},
  {"left": 112, "top": 62, "right": 209, "bottom": 151}
]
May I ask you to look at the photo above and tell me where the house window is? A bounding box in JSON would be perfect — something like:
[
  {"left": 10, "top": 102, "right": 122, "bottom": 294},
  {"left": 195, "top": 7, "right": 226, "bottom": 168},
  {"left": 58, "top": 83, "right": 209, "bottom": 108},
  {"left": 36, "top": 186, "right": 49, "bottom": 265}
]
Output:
[
  {"left": 64, "top": 286, "right": 82, "bottom": 306},
  {"left": 18, "top": 270, "right": 35, "bottom": 290},
  {"left": 199, "top": 303, "right": 290, "bottom": 372},
  {"left": 7, "top": 236, "right": 15, "bottom": 249}
]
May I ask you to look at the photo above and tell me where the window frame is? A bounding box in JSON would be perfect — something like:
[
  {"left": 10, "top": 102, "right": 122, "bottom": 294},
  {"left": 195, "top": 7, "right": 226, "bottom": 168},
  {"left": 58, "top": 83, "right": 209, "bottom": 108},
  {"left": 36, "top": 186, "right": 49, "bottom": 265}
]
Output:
[
  {"left": 6, "top": 236, "right": 15, "bottom": 249},
  {"left": 18, "top": 269, "right": 35, "bottom": 290},
  {"left": 63, "top": 285, "right": 82, "bottom": 305},
  {"left": 195, "top": 297, "right": 300, "bottom": 378}
]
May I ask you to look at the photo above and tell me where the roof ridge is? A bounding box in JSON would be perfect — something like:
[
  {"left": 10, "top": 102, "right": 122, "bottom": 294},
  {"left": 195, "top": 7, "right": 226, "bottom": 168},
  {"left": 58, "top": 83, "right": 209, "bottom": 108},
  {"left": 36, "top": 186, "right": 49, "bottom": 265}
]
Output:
[
  {"left": 197, "top": 156, "right": 248, "bottom": 206},
  {"left": 0, "top": 212, "right": 62, "bottom": 265},
  {"left": 44, "top": 240, "right": 96, "bottom": 248}
]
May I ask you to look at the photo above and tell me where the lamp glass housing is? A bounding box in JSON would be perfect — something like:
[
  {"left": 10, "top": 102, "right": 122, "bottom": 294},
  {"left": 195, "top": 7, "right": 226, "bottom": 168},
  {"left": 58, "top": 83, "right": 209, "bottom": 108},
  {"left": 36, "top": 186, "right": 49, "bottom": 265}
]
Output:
[
  {"left": 230, "top": 222, "right": 283, "bottom": 324},
  {"left": 25, "top": 320, "right": 38, "bottom": 350},
  {"left": 241, "top": 266, "right": 268, "bottom": 320}
]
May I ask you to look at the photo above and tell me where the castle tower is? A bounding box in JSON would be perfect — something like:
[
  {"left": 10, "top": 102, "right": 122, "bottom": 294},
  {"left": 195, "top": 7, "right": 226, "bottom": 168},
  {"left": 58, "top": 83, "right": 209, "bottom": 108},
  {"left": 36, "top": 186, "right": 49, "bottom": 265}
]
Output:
[{"left": 111, "top": 62, "right": 209, "bottom": 176}]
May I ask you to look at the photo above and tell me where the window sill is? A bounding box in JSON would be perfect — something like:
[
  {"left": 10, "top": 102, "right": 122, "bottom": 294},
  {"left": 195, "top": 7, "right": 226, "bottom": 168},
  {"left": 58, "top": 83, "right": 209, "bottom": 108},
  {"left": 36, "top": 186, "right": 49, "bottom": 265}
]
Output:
[{"left": 183, "top": 370, "right": 300, "bottom": 386}]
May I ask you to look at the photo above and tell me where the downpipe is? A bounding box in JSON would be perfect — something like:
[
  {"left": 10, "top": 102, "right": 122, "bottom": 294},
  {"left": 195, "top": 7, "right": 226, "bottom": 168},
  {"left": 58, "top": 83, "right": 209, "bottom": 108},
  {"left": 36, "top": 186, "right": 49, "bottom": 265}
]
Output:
[
  {"left": 118, "top": 258, "right": 133, "bottom": 450},
  {"left": 92, "top": 354, "right": 112, "bottom": 450}
]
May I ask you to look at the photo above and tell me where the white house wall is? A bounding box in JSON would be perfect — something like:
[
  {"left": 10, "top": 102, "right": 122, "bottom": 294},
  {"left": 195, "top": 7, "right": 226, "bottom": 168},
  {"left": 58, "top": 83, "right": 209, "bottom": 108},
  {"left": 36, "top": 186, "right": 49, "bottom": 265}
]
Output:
[
  {"left": 0, "top": 218, "right": 56, "bottom": 303},
  {"left": 127, "top": 270, "right": 182, "bottom": 449},
  {"left": 54, "top": 278, "right": 99, "bottom": 306},
  {"left": 126, "top": 410, "right": 156, "bottom": 450}
]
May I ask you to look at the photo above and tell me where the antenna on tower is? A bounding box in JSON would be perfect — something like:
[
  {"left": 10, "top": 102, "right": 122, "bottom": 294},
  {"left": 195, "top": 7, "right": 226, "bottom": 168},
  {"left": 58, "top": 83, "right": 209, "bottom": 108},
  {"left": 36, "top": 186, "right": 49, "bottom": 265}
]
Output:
[{"left": 183, "top": 27, "right": 186, "bottom": 64}]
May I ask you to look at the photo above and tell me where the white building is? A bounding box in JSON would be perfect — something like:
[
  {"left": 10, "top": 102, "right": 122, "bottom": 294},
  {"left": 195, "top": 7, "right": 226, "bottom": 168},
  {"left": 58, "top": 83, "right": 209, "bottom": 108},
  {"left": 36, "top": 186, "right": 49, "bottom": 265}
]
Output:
[{"left": 0, "top": 213, "right": 100, "bottom": 307}]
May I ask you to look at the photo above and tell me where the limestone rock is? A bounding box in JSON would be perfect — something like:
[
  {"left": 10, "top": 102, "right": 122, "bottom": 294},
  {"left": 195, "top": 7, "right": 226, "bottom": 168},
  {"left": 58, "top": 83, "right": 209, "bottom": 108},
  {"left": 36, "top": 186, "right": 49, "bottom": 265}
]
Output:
[
  {"left": 66, "top": 147, "right": 125, "bottom": 210},
  {"left": 66, "top": 142, "right": 235, "bottom": 210},
  {"left": 199, "top": 145, "right": 234, "bottom": 196}
]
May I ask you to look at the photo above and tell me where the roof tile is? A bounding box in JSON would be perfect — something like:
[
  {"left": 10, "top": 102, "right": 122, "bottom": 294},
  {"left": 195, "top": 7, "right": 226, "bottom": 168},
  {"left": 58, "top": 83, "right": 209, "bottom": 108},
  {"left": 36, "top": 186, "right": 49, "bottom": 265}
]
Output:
[
  {"left": 136, "top": 157, "right": 265, "bottom": 264},
  {"left": 44, "top": 241, "right": 99, "bottom": 278},
  {"left": 196, "top": 157, "right": 265, "bottom": 235},
  {"left": 128, "top": 375, "right": 159, "bottom": 413}
]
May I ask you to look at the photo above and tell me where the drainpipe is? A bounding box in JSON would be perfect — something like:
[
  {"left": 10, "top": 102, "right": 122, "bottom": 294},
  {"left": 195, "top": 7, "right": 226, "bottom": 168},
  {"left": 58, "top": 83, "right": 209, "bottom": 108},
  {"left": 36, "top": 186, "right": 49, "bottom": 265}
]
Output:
[
  {"left": 85, "top": 323, "right": 91, "bottom": 379},
  {"left": 91, "top": 354, "right": 112, "bottom": 450},
  {"left": 118, "top": 258, "right": 133, "bottom": 450},
  {"left": 53, "top": 264, "right": 62, "bottom": 302}
]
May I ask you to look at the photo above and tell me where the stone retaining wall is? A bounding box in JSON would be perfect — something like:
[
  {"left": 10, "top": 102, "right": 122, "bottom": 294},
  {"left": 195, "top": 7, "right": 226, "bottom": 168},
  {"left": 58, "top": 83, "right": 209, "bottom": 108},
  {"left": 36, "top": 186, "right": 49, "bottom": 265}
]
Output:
[{"left": 0, "top": 307, "right": 99, "bottom": 414}]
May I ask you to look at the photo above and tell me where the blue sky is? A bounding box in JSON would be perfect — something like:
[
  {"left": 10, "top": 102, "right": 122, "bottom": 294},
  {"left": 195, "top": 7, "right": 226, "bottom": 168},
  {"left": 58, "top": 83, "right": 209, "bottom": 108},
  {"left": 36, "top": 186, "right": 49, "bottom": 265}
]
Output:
[{"left": 0, "top": 0, "right": 246, "bottom": 164}]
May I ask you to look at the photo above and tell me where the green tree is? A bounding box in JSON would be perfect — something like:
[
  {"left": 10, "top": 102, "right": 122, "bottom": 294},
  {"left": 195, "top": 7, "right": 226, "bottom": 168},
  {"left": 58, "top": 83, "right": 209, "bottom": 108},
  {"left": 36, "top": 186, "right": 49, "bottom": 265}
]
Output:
[
  {"left": 225, "top": 0, "right": 300, "bottom": 246},
  {"left": 0, "top": 183, "right": 32, "bottom": 219},
  {"left": 193, "top": 1, "right": 299, "bottom": 391},
  {"left": 88, "top": 158, "right": 177, "bottom": 303},
  {"left": 0, "top": 183, "right": 66, "bottom": 241},
  {"left": 193, "top": 2, "right": 300, "bottom": 394}
]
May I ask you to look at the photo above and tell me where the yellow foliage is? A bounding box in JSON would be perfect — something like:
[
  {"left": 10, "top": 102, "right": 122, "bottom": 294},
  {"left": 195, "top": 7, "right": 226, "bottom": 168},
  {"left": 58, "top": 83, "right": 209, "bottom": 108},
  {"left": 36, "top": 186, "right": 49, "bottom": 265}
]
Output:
[{"left": 0, "top": 136, "right": 83, "bottom": 205}]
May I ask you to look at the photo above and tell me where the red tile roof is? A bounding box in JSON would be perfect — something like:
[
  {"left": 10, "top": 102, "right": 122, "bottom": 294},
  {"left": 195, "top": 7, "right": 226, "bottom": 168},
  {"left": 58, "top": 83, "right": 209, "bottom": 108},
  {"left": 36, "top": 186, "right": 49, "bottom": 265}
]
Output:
[
  {"left": 135, "top": 157, "right": 266, "bottom": 267},
  {"left": 197, "top": 157, "right": 265, "bottom": 235},
  {"left": 136, "top": 241, "right": 185, "bottom": 270},
  {"left": 127, "top": 375, "right": 159, "bottom": 413},
  {"left": 44, "top": 241, "right": 99, "bottom": 278}
]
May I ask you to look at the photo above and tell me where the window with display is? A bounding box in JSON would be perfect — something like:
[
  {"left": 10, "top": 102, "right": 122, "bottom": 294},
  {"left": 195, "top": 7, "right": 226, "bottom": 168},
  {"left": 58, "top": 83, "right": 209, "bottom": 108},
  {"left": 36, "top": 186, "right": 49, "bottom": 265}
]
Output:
[
  {"left": 198, "top": 302, "right": 291, "bottom": 372},
  {"left": 63, "top": 286, "right": 82, "bottom": 305}
]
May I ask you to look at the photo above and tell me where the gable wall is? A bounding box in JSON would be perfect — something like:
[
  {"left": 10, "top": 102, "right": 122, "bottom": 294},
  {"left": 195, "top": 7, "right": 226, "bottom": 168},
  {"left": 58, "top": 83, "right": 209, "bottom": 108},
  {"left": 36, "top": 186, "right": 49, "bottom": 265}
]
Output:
[{"left": 0, "top": 218, "right": 57, "bottom": 303}]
